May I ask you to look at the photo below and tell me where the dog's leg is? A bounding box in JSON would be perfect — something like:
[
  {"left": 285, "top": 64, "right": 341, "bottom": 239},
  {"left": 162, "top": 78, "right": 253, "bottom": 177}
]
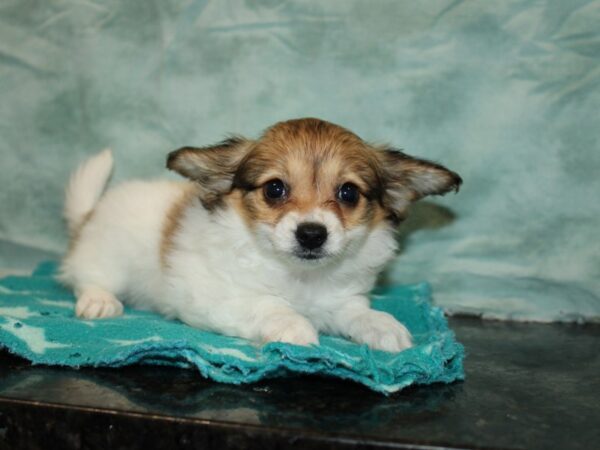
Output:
[
  {"left": 256, "top": 304, "right": 319, "bottom": 346},
  {"left": 179, "top": 295, "right": 319, "bottom": 347},
  {"left": 74, "top": 284, "right": 124, "bottom": 319},
  {"left": 312, "top": 296, "right": 413, "bottom": 353}
]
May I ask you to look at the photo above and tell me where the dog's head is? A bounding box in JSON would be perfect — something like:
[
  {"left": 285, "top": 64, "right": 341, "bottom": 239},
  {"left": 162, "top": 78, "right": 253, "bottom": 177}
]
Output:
[{"left": 167, "top": 118, "right": 461, "bottom": 265}]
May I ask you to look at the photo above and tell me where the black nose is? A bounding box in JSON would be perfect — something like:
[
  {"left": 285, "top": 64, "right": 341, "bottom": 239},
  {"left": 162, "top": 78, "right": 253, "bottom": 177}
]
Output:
[{"left": 295, "top": 222, "right": 328, "bottom": 250}]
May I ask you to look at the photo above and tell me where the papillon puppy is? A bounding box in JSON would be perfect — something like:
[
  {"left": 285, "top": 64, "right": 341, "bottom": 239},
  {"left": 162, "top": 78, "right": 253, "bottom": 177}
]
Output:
[{"left": 59, "top": 118, "right": 461, "bottom": 352}]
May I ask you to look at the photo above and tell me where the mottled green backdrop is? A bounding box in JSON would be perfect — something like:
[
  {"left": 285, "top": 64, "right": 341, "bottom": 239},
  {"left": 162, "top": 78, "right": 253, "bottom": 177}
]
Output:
[{"left": 1, "top": 1, "right": 598, "bottom": 321}]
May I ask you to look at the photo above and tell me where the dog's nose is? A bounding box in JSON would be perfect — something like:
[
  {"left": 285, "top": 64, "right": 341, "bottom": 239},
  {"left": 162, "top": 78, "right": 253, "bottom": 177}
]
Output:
[{"left": 296, "top": 222, "right": 328, "bottom": 250}]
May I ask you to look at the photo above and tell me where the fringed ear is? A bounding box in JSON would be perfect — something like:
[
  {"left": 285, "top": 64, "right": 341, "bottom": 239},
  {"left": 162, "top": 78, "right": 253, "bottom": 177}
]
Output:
[
  {"left": 167, "top": 137, "right": 254, "bottom": 210},
  {"left": 376, "top": 148, "right": 462, "bottom": 222}
]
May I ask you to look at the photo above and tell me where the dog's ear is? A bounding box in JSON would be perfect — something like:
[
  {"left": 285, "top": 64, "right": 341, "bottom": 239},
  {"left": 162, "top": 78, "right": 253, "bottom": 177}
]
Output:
[
  {"left": 376, "top": 148, "right": 462, "bottom": 222},
  {"left": 167, "top": 137, "right": 253, "bottom": 209}
]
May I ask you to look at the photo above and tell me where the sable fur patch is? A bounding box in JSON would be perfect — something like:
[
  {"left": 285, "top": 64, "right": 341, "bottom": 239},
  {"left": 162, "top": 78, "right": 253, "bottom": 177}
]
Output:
[
  {"left": 167, "top": 118, "right": 462, "bottom": 230},
  {"left": 160, "top": 183, "right": 201, "bottom": 267}
]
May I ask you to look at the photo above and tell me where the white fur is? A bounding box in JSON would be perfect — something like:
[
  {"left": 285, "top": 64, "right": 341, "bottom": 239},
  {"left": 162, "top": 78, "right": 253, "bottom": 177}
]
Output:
[
  {"left": 263, "top": 208, "right": 349, "bottom": 261},
  {"left": 59, "top": 151, "right": 413, "bottom": 353},
  {"left": 63, "top": 148, "right": 114, "bottom": 235}
]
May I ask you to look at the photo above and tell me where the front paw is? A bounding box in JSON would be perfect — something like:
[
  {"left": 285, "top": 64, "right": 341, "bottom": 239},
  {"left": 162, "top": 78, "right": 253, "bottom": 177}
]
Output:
[
  {"left": 76, "top": 287, "right": 123, "bottom": 319},
  {"left": 348, "top": 310, "right": 413, "bottom": 353},
  {"left": 260, "top": 314, "right": 319, "bottom": 347}
]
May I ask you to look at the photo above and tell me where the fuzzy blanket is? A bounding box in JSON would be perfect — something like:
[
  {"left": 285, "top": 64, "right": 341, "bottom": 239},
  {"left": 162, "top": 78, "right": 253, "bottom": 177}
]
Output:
[{"left": 0, "top": 262, "right": 464, "bottom": 394}]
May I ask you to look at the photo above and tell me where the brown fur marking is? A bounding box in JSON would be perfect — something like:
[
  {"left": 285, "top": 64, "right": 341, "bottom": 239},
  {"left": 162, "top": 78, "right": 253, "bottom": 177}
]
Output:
[
  {"left": 172, "top": 118, "right": 460, "bottom": 232},
  {"left": 227, "top": 118, "right": 389, "bottom": 230},
  {"left": 160, "top": 183, "right": 201, "bottom": 268}
]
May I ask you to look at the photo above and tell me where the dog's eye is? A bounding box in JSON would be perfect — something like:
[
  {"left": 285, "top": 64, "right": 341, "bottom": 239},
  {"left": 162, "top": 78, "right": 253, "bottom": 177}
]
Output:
[
  {"left": 337, "top": 182, "right": 360, "bottom": 205},
  {"left": 264, "top": 179, "right": 287, "bottom": 201}
]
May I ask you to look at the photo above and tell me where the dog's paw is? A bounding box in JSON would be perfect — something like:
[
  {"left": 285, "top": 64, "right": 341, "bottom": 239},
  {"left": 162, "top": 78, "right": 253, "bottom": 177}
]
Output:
[
  {"left": 75, "top": 287, "right": 124, "bottom": 319},
  {"left": 348, "top": 310, "right": 413, "bottom": 353},
  {"left": 261, "top": 314, "right": 319, "bottom": 347}
]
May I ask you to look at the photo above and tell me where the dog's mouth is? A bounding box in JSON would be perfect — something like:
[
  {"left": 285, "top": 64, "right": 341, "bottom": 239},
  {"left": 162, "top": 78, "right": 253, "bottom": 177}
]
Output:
[{"left": 293, "top": 248, "right": 327, "bottom": 261}]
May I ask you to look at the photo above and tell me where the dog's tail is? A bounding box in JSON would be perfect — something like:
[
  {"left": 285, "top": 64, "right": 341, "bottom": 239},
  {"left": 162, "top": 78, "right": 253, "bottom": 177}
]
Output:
[{"left": 64, "top": 149, "right": 114, "bottom": 235}]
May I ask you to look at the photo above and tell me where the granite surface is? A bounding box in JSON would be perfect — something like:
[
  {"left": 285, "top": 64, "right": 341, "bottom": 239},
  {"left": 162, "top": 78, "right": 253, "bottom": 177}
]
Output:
[{"left": 0, "top": 317, "right": 598, "bottom": 450}]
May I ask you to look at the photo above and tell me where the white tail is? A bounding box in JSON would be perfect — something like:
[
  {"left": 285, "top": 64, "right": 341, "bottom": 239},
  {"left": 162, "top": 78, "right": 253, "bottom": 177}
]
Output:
[{"left": 64, "top": 149, "right": 114, "bottom": 235}]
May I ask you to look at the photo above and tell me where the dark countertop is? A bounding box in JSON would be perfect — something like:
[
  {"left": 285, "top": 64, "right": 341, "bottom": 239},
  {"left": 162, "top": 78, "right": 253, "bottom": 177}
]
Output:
[{"left": 0, "top": 317, "right": 598, "bottom": 450}]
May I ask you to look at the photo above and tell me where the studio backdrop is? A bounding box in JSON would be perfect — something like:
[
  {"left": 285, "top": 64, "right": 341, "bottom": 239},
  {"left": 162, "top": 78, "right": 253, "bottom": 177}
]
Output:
[{"left": 1, "top": 0, "right": 598, "bottom": 322}]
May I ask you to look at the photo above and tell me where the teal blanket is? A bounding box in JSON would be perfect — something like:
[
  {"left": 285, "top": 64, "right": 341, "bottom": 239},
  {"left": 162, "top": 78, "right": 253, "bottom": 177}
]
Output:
[
  {"left": 0, "top": 262, "right": 464, "bottom": 394},
  {"left": 0, "top": 1, "right": 598, "bottom": 322}
]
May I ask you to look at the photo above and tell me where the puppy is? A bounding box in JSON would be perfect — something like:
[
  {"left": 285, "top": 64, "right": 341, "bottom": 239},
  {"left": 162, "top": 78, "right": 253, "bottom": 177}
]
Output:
[{"left": 59, "top": 118, "right": 461, "bottom": 352}]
